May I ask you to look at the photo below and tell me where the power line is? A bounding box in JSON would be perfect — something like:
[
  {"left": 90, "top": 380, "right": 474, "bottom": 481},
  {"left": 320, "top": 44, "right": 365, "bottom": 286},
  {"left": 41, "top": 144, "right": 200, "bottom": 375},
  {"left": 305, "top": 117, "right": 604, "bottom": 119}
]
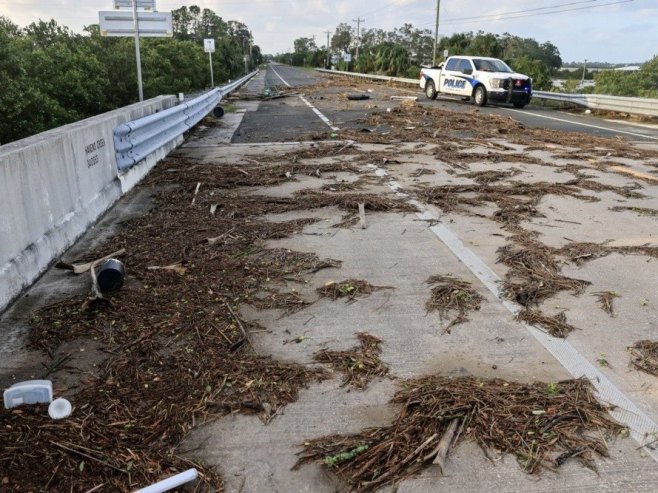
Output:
[
  {"left": 358, "top": 0, "right": 420, "bottom": 19},
  {"left": 418, "top": 0, "right": 634, "bottom": 28}
]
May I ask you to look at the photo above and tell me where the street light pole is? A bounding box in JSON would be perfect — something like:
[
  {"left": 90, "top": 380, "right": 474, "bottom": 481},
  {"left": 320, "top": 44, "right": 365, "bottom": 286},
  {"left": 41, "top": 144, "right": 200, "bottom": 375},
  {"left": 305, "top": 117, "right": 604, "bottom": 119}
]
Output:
[
  {"left": 132, "top": 0, "right": 144, "bottom": 101},
  {"left": 432, "top": 0, "right": 441, "bottom": 66}
]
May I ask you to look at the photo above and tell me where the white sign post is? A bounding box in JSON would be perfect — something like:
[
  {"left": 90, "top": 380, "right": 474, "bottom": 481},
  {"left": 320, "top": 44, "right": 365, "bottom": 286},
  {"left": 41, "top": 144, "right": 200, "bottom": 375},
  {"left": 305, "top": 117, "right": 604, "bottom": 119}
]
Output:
[
  {"left": 204, "top": 39, "right": 215, "bottom": 88},
  {"left": 100, "top": 1, "right": 173, "bottom": 102}
]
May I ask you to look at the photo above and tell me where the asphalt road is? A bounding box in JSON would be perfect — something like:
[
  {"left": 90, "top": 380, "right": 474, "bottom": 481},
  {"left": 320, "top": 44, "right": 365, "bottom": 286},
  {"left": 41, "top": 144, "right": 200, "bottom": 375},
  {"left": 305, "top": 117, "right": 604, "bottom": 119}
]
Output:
[{"left": 245, "top": 64, "right": 658, "bottom": 144}]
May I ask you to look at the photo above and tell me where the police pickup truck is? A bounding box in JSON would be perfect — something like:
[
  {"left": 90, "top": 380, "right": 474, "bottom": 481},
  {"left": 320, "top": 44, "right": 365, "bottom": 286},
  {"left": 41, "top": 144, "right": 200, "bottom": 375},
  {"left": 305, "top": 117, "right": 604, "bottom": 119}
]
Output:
[{"left": 419, "top": 56, "right": 532, "bottom": 108}]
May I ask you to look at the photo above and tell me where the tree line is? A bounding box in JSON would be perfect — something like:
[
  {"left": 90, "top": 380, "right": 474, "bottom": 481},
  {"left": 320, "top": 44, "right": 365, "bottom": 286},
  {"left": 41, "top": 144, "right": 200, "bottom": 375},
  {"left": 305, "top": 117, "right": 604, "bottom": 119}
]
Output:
[
  {"left": 279, "top": 24, "right": 658, "bottom": 99},
  {"left": 0, "top": 5, "right": 261, "bottom": 145},
  {"left": 277, "top": 26, "right": 561, "bottom": 89}
]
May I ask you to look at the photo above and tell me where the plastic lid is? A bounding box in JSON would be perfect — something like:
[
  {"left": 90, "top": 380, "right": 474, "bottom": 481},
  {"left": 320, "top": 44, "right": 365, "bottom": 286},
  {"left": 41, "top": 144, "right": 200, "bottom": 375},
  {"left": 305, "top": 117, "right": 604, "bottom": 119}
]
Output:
[{"left": 48, "top": 398, "right": 72, "bottom": 419}]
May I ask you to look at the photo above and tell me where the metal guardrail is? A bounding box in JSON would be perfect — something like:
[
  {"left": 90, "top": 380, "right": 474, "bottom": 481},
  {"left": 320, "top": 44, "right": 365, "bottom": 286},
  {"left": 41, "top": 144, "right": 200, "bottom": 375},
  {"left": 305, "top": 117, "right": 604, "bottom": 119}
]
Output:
[
  {"left": 114, "top": 70, "right": 258, "bottom": 170},
  {"left": 316, "top": 68, "right": 658, "bottom": 118},
  {"left": 532, "top": 91, "right": 658, "bottom": 117}
]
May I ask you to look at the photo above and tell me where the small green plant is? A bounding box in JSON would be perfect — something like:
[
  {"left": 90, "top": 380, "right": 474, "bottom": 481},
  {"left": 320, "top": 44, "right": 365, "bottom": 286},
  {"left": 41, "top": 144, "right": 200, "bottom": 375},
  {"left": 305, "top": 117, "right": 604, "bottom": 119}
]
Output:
[
  {"left": 338, "top": 284, "right": 356, "bottom": 296},
  {"left": 546, "top": 382, "right": 559, "bottom": 395},
  {"left": 323, "top": 444, "right": 369, "bottom": 467},
  {"left": 598, "top": 353, "right": 610, "bottom": 367}
]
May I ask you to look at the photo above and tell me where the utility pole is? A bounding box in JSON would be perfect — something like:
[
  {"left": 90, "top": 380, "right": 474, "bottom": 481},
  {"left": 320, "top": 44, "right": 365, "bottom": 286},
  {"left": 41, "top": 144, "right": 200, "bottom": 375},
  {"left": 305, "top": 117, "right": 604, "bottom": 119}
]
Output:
[
  {"left": 581, "top": 58, "right": 588, "bottom": 86},
  {"left": 353, "top": 17, "right": 365, "bottom": 61},
  {"left": 132, "top": 0, "right": 144, "bottom": 101},
  {"left": 325, "top": 30, "right": 331, "bottom": 69},
  {"left": 432, "top": 0, "right": 441, "bottom": 66}
]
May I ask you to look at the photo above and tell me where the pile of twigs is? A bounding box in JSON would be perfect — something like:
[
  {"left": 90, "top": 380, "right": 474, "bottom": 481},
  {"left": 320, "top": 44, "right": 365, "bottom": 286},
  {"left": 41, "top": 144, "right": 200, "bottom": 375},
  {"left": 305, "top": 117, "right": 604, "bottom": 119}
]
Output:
[
  {"left": 313, "top": 333, "right": 390, "bottom": 389},
  {"left": 317, "top": 279, "right": 389, "bottom": 301},
  {"left": 516, "top": 309, "right": 577, "bottom": 338},
  {"left": 593, "top": 291, "right": 619, "bottom": 317},
  {"left": 295, "top": 376, "right": 622, "bottom": 492},
  {"left": 497, "top": 234, "right": 590, "bottom": 306},
  {"left": 630, "top": 341, "right": 658, "bottom": 376},
  {"left": 3, "top": 148, "right": 389, "bottom": 490},
  {"left": 425, "top": 275, "right": 483, "bottom": 333}
]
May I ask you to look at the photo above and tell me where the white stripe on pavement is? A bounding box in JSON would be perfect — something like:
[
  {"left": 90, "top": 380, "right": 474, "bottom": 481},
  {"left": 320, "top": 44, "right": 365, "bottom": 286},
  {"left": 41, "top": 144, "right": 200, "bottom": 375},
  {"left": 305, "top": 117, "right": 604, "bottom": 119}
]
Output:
[
  {"left": 372, "top": 164, "right": 658, "bottom": 461},
  {"left": 507, "top": 109, "right": 658, "bottom": 141},
  {"left": 269, "top": 65, "right": 339, "bottom": 132},
  {"left": 298, "top": 95, "right": 340, "bottom": 132}
]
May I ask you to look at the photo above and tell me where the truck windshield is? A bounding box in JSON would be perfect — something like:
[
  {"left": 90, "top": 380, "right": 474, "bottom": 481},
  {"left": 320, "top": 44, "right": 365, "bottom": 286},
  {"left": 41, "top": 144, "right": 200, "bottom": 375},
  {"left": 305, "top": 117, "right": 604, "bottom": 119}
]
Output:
[{"left": 473, "top": 59, "right": 513, "bottom": 73}]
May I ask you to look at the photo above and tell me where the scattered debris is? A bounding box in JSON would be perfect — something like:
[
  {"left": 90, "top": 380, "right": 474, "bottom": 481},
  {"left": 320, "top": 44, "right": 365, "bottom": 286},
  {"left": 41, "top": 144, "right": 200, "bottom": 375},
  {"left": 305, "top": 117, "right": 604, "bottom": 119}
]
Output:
[
  {"left": 594, "top": 291, "right": 620, "bottom": 317},
  {"left": 425, "top": 275, "right": 483, "bottom": 333},
  {"left": 610, "top": 206, "right": 658, "bottom": 217},
  {"left": 96, "top": 258, "right": 125, "bottom": 292},
  {"left": 457, "top": 169, "right": 522, "bottom": 184},
  {"left": 497, "top": 234, "right": 590, "bottom": 306},
  {"left": 313, "top": 333, "right": 390, "bottom": 389},
  {"left": 358, "top": 203, "right": 367, "bottom": 229},
  {"left": 317, "top": 280, "right": 389, "bottom": 301},
  {"left": 3, "top": 380, "right": 53, "bottom": 409},
  {"left": 516, "top": 309, "right": 577, "bottom": 338},
  {"left": 295, "top": 376, "right": 622, "bottom": 491},
  {"left": 134, "top": 468, "right": 198, "bottom": 493},
  {"left": 630, "top": 341, "right": 658, "bottom": 376},
  {"left": 347, "top": 93, "right": 371, "bottom": 101},
  {"left": 56, "top": 248, "right": 126, "bottom": 275}
]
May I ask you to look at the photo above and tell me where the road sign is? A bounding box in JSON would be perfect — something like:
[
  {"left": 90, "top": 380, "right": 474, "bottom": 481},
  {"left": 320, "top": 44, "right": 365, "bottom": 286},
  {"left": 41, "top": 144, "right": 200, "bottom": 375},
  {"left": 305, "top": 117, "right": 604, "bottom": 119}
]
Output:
[
  {"left": 114, "top": 0, "right": 156, "bottom": 9},
  {"left": 344, "top": 53, "right": 352, "bottom": 62},
  {"left": 99, "top": 11, "right": 173, "bottom": 37},
  {"left": 204, "top": 39, "right": 215, "bottom": 53}
]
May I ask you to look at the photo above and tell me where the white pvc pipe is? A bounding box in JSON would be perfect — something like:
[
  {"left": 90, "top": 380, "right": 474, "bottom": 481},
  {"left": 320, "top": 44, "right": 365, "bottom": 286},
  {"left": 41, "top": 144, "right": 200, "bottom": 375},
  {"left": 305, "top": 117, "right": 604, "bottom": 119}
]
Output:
[{"left": 134, "top": 469, "right": 198, "bottom": 493}]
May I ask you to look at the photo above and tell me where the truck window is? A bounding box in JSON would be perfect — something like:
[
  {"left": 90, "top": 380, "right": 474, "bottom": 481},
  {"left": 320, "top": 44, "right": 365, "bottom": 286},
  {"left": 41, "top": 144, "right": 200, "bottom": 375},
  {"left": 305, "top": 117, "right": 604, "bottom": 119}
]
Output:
[
  {"left": 458, "top": 59, "right": 473, "bottom": 72},
  {"left": 445, "top": 58, "right": 459, "bottom": 71}
]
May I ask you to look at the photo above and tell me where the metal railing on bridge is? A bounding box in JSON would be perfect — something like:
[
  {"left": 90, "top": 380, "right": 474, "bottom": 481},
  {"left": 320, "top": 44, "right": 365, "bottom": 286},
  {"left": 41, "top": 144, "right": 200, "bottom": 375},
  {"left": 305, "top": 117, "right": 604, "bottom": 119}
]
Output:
[
  {"left": 114, "top": 70, "right": 258, "bottom": 170},
  {"left": 315, "top": 68, "right": 658, "bottom": 118}
]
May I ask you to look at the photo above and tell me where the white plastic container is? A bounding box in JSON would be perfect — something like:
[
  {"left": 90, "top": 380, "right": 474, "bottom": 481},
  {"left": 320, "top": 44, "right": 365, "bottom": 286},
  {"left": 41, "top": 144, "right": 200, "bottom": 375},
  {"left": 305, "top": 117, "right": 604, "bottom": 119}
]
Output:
[
  {"left": 48, "top": 398, "right": 72, "bottom": 419},
  {"left": 3, "top": 380, "right": 53, "bottom": 409}
]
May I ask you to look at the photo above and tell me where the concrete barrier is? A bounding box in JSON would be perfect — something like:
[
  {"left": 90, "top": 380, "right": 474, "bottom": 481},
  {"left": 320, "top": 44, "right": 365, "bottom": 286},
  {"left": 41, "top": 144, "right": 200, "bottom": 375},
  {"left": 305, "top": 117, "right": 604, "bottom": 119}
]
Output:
[{"left": 0, "top": 96, "right": 179, "bottom": 313}]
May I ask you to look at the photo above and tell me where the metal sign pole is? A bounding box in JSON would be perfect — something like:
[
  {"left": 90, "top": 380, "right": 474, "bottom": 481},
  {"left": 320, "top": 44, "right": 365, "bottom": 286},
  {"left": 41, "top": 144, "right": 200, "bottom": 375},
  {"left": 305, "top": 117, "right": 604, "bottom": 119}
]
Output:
[
  {"left": 209, "top": 52, "right": 214, "bottom": 87},
  {"left": 132, "top": 0, "right": 144, "bottom": 101}
]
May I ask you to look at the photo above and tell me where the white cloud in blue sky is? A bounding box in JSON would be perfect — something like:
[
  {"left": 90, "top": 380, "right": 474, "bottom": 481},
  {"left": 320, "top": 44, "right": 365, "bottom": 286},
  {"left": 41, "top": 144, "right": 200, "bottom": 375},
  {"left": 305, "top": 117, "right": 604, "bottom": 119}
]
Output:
[{"left": 1, "top": 0, "right": 656, "bottom": 63}]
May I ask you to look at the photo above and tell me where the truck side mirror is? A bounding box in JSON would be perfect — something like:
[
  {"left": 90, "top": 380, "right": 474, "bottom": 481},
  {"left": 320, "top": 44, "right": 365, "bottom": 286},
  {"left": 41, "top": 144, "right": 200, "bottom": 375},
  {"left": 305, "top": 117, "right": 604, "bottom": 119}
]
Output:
[{"left": 462, "top": 68, "right": 473, "bottom": 75}]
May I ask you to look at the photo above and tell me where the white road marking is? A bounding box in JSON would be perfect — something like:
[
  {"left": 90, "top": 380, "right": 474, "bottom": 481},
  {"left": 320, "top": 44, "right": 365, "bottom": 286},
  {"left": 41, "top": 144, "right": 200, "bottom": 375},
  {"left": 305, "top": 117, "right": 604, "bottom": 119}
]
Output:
[
  {"left": 372, "top": 164, "right": 658, "bottom": 461},
  {"left": 269, "top": 64, "right": 291, "bottom": 88},
  {"left": 298, "top": 95, "right": 340, "bottom": 132},
  {"left": 269, "top": 65, "right": 339, "bottom": 132},
  {"left": 507, "top": 109, "right": 658, "bottom": 141}
]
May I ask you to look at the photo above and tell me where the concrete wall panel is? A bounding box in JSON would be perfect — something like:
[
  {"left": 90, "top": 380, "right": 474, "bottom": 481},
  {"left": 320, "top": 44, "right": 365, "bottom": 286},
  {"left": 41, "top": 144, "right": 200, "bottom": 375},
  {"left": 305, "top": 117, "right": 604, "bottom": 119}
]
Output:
[{"left": 0, "top": 96, "right": 178, "bottom": 312}]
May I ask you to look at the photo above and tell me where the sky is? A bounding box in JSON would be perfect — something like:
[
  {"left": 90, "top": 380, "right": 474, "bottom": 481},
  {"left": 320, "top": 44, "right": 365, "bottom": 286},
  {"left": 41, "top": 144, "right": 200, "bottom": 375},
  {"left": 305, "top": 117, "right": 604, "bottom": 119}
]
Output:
[{"left": 1, "top": 0, "right": 657, "bottom": 64}]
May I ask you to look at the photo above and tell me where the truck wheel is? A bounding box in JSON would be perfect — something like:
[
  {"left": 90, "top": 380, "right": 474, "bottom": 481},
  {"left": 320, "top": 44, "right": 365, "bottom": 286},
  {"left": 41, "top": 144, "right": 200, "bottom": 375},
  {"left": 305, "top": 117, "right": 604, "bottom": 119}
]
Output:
[
  {"left": 425, "top": 81, "right": 437, "bottom": 100},
  {"left": 513, "top": 103, "right": 526, "bottom": 109},
  {"left": 474, "top": 85, "right": 487, "bottom": 107}
]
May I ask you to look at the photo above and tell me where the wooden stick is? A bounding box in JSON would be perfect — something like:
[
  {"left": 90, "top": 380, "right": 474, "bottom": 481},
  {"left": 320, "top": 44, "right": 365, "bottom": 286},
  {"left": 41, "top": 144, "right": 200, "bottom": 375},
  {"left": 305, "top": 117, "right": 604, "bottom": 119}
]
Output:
[
  {"left": 89, "top": 258, "right": 103, "bottom": 300},
  {"left": 57, "top": 248, "right": 126, "bottom": 275},
  {"left": 430, "top": 419, "right": 460, "bottom": 473},
  {"left": 206, "top": 228, "right": 236, "bottom": 246},
  {"left": 358, "top": 203, "right": 367, "bottom": 229},
  {"left": 50, "top": 441, "right": 126, "bottom": 473},
  {"left": 191, "top": 182, "right": 201, "bottom": 205}
]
